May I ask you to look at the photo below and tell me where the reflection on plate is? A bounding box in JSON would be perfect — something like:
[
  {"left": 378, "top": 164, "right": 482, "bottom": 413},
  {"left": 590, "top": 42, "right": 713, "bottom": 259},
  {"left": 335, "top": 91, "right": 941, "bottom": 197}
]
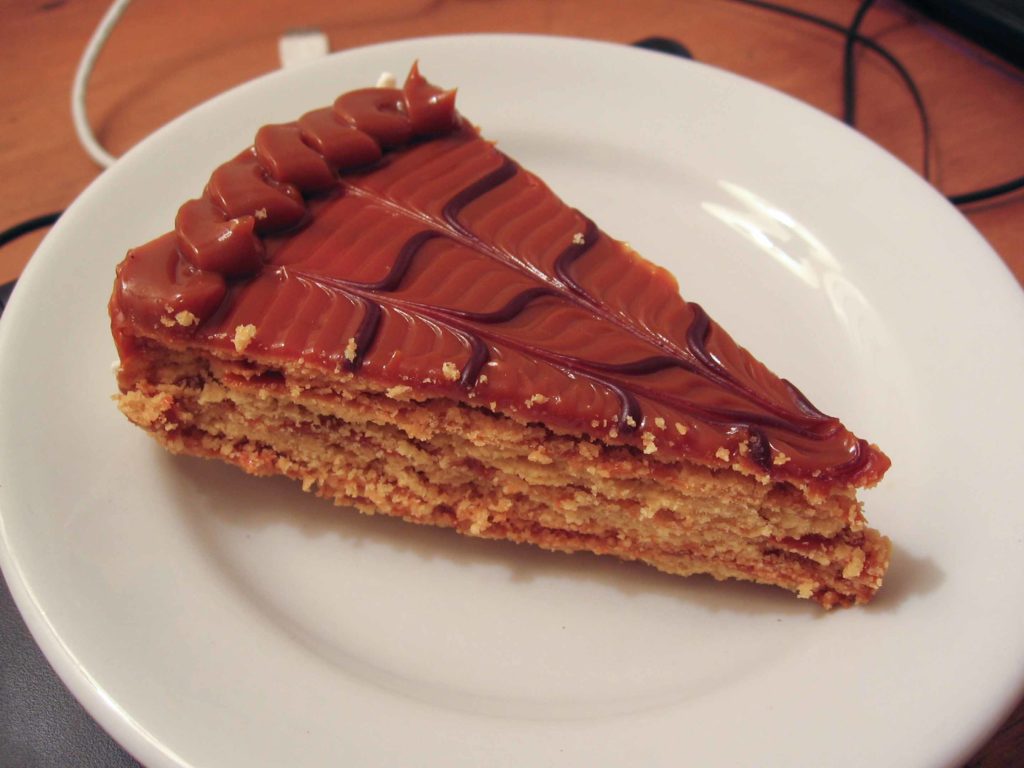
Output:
[{"left": 1, "top": 34, "right": 1022, "bottom": 768}]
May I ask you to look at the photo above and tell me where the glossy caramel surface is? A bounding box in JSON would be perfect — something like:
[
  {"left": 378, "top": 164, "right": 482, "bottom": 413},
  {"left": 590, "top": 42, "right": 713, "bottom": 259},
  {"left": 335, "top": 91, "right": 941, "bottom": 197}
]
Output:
[{"left": 111, "top": 66, "right": 889, "bottom": 489}]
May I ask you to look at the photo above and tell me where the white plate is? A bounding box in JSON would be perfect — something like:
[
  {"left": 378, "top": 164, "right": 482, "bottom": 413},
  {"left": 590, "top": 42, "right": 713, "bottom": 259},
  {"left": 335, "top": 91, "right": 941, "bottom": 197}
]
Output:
[{"left": 2, "top": 34, "right": 1023, "bottom": 768}]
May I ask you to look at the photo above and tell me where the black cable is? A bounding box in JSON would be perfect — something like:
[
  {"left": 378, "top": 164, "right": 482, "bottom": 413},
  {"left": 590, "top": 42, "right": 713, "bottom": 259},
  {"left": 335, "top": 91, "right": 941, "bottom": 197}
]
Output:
[
  {"left": 724, "top": 0, "right": 1023, "bottom": 204},
  {"left": 839, "top": 0, "right": 932, "bottom": 178},
  {"left": 0, "top": 211, "right": 63, "bottom": 317},
  {"left": 0, "top": 211, "right": 62, "bottom": 250},
  {"left": 724, "top": 0, "right": 932, "bottom": 179},
  {"left": 842, "top": 0, "right": 1024, "bottom": 203},
  {"left": 947, "top": 175, "right": 1024, "bottom": 206},
  {"left": 842, "top": 0, "right": 877, "bottom": 126}
]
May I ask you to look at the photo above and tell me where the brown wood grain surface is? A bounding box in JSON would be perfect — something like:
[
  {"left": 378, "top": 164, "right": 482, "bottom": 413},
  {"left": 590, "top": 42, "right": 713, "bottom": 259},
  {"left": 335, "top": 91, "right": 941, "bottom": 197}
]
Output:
[{"left": 1, "top": 0, "right": 1022, "bottom": 765}]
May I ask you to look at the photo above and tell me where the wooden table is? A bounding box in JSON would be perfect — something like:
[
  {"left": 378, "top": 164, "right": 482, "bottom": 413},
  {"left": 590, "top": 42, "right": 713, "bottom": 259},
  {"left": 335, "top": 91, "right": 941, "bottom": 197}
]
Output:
[{"left": 2, "top": 1, "right": 1021, "bottom": 765}]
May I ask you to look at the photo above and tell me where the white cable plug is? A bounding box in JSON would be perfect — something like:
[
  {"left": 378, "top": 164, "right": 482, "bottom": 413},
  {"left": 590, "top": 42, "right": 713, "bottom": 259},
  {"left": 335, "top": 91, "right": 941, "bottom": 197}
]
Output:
[
  {"left": 278, "top": 28, "right": 330, "bottom": 69},
  {"left": 71, "top": 0, "right": 134, "bottom": 169}
]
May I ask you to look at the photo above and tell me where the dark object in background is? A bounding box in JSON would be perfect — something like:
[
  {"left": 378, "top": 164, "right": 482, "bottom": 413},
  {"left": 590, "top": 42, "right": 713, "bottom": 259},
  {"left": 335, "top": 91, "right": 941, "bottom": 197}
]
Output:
[
  {"left": 903, "top": 0, "right": 1024, "bottom": 70},
  {"left": 0, "top": 280, "right": 15, "bottom": 316},
  {"left": 632, "top": 36, "right": 694, "bottom": 60},
  {"left": 0, "top": 211, "right": 62, "bottom": 319}
]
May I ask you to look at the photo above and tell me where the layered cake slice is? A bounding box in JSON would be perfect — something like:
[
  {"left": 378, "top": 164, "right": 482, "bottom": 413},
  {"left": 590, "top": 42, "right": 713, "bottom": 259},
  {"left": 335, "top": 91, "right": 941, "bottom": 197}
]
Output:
[{"left": 110, "top": 64, "right": 891, "bottom": 607}]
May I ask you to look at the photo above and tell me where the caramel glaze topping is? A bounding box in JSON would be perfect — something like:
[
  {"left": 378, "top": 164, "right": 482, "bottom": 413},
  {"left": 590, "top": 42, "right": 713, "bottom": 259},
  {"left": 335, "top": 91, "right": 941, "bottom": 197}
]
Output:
[{"left": 110, "top": 64, "right": 890, "bottom": 491}]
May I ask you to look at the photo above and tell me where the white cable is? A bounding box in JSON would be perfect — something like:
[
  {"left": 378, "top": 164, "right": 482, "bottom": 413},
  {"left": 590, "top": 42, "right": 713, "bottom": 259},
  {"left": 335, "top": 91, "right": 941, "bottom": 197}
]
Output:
[
  {"left": 73, "top": 1, "right": 332, "bottom": 169},
  {"left": 71, "top": 0, "right": 135, "bottom": 169}
]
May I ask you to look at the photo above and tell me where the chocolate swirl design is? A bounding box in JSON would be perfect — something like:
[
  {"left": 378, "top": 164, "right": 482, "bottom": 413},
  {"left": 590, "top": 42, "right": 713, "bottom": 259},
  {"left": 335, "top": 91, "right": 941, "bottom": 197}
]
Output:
[{"left": 111, "top": 64, "right": 888, "bottom": 488}]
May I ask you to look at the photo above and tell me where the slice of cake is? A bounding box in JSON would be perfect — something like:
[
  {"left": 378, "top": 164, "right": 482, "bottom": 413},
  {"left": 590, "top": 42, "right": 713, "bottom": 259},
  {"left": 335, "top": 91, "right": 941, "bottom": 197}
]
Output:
[{"left": 110, "top": 64, "right": 891, "bottom": 607}]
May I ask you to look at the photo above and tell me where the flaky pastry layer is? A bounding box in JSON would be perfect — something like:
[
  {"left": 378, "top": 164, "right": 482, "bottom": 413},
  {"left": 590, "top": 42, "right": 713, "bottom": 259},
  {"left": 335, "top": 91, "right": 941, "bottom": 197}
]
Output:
[{"left": 117, "top": 346, "right": 889, "bottom": 607}]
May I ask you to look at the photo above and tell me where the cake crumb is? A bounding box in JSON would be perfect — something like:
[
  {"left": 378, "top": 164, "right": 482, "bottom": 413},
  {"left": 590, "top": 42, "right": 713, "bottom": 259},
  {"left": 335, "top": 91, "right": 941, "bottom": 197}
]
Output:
[
  {"left": 528, "top": 448, "right": 553, "bottom": 464},
  {"left": 625, "top": 415, "right": 637, "bottom": 428},
  {"left": 654, "top": 416, "right": 666, "bottom": 430},
  {"left": 609, "top": 428, "right": 619, "bottom": 439},
  {"left": 233, "top": 324, "right": 258, "bottom": 353},
  {"left": 572, "top": 232, "right": 585, "bottom": 245},
  {"left": 254, "top": 207, "right": 268, "bottom": 220},
  {"left": 489, "top": 401, "right": 497, "bottom": 410},
  {"left": 675, "top": 422, "right": 689, "bottom": 435},
  {"left": 525, "top": 393, "right": 549, "bottom": 408},
  {"left": 642, "top": 432, "right": 658, "bottom": 454},
  {"left": 478, "top": 374, "right": 488, "bottom": 385},
  {"left": 375, "top": 71, "right": 397, "bottom": 88},
  {"left": 843, "top": 548, "right": 866, "bottom": 579},
  {"left": 715, "top": 447, "right": 731, "bottom": 462},
  {"left": 590, "top": 419, "right": 600, "bottom": 428},
  {"left": 738, "top": 440, "right": 749, "bottom": 456},
  {"left": 386, "top": 385, "right": 412, "bottom": 399},
  {"left": 175, "top": 310, "right": 198, "bottom": 327},
  {"left": 468, "top": 515, "right": 491, "bottom": 536},
  {"left": 159, "top": 316, "right": 176, "bottom": 328},
  {"left": 774, "top": 451, "right": 791, "bottom": 466},
  {"left": 578, "top": 442, "right": 599, "bottom": 459},
  {"left": 343, "top": 337, "right": 358, "bottom": 362},
  {"left": 442, "top": 361, "right": 459, "bottom": 381}
]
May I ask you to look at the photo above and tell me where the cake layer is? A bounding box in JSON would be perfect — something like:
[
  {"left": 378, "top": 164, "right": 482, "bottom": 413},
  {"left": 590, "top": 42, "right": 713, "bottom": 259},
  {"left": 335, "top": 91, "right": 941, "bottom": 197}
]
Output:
[{"left": 117, "top": 345, "right": 888, "bottom": 607}]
